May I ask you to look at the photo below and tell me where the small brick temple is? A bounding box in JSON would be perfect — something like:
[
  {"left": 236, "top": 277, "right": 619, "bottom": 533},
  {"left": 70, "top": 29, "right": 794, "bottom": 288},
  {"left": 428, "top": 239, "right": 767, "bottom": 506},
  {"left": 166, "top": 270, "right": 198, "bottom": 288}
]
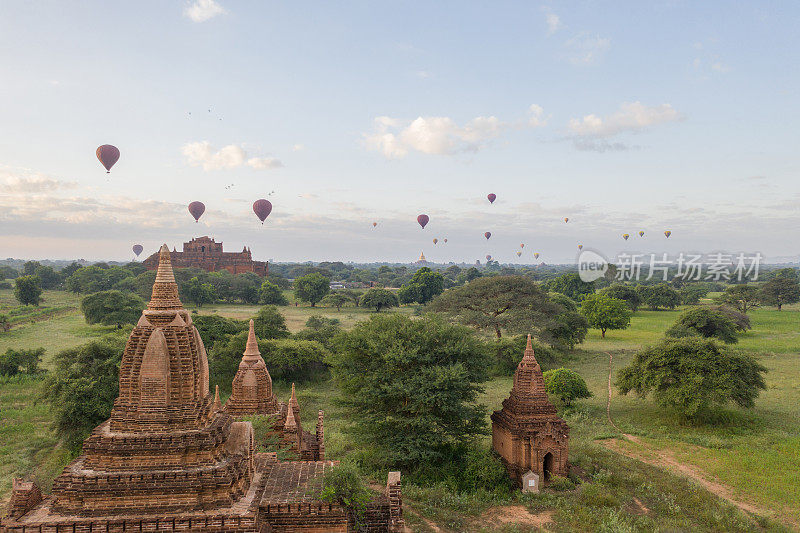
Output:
[{"left": 491, "top": 335, "right": 570, "bottom": 487}]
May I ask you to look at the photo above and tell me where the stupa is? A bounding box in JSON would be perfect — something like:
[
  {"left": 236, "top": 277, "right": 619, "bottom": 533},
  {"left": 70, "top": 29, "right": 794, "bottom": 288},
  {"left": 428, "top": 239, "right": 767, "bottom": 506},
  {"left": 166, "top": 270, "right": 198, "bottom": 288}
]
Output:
[
  {"left": 491, "top": 335, "right": 570, "bottom": 486},
  {"left": 3, "top": 244, "right": 403, "bottom": 532},
  {"left": 224, "top": 319, "right": 278, "bottom": 415}
]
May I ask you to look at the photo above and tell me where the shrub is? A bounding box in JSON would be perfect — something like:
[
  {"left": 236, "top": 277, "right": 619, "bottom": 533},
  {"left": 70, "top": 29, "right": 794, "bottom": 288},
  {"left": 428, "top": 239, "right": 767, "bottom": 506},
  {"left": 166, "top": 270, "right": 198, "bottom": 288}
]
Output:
[
  {"left": 81, "top": 290, "right": 146, "bottom": 328},
  {"left": 359, "top": 288, "right": 399, "bottom": 312},
  {"left": 665, "top": 307, "right": 739, "bottom": 343},
  {"left": 259, "top": 280, "right": 289, "bottom": 305},
  {"left": 320, "top": 464, "right": 373, "bottom": 530},
  {"left": 543, "top": 368, "right": 592, "bottom": 406},
  {"left": 253, "top": 306, "right": 290, "bottom": 340},
  {"left": 0, "top": 348, "right": 45, "bottom": 376}
]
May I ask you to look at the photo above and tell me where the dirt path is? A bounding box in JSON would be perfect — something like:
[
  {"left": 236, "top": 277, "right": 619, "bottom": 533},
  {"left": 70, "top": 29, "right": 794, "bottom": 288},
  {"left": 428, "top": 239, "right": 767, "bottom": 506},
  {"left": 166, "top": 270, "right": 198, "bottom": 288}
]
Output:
[{"left": 602, "top": 352, "right": 790, "bottom": 527}]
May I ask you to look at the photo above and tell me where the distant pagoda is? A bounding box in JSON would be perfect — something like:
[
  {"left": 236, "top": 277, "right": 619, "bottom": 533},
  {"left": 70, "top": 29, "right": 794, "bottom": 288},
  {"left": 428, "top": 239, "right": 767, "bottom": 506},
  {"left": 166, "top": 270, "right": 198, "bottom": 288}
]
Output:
[
  {"left": 142, "top": 236, "right": 268, "bottom": 276},
  {"left": 491, "top": 335, "right": 570, "bottom": 486}
]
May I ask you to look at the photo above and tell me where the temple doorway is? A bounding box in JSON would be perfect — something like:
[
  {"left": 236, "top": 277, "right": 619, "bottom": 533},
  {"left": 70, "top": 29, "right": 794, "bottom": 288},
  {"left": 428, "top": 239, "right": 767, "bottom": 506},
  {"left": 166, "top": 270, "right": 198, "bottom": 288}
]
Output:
[{"left": 543, "top": 452, "right": 554, "bottom": 481}]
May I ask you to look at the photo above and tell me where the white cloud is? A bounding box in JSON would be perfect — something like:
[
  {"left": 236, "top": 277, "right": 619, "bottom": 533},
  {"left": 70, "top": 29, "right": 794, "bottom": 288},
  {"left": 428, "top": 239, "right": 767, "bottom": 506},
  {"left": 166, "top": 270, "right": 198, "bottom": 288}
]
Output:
[
  {"left": 542, "top": 8, "right": 562, "bottom": 35},
  {"left": 711, "top": 62, "right": 731, "bottom": 73},
  {"left": 183, "top": 0, "right": 226, "bottom": 23},
  {"left": 364, "top": 106, "right": 546, "bottom": 159},
  {"left": 181, "top": 141, "right": 282, "bottom": 170},
  {"left": 292, "top": 144, "right": 305, "bottom": 152},
  {"left": 568, "top": 102, "right": 680, "bottom": 138},
  {"left": 565, "top": 33, "right": 610, "bottom": 65},
  {"left": 0, "top": 169, "right": 77, "bottom": 193}
]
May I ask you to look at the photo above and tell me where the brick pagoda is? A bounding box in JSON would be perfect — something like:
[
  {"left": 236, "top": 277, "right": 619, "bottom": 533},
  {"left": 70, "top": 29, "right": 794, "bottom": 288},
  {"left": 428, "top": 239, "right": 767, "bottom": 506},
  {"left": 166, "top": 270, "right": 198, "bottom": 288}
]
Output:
[
  {"left": 143, "top": 236, "right": 268, "bottom": 276},
  {"left": 3, "top": 244, "right": 402, "bottom": 532},
  {"left": 224, "top": 321, "right": 325, "bottom": 461},
  {"left": 491, "top": 335, "right": 570, "bottom": 486}
]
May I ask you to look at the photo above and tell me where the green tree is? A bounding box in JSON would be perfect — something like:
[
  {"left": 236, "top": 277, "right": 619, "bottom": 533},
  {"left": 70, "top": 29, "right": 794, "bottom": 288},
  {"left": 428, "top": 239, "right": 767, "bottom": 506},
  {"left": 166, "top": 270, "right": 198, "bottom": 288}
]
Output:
[
  {"left": 359, "top": 288, "right": 399, "bottom": 312},
  {"left": 253, "top": 306, "right": 291, "bottom": 340},
  {"left": 259, "top": 280, "right": 289, "bottom": 305},
  {"left": 718, "top": 285, "right": 761, "bottom": 314},
  {"left": 193, "top": 314, "right": 247, "bottom": 350},
  {"left": 328, "top": 314, "right": 491, "bottom": 469},
  {"left": 34, "top": 265, "right": 61, "bottom": 289},
  {"left": 41, "top": 337, "right": 125, "bottom": 450},
  {"left": 580, "top": 293, "right": 632, "bottom": 338},
  {"left": 545, "top": 310, "right": 589, "bottom": 349},
  {"left": 543, "top": 368, "right": 592, "bottom": 406},
  {"left": 81, "top": 290, "right": 146, "bottom": 328},
  {"left": 666, "top": 307, "right": 739, "bottom": 343},
  {"left": 320, "top": 292, "right": 349, "bottom": 311},
  {"left": 679, "top": 285, "right": 708, "bottom": 305},
  {"left": 294, "top": 316, "right": 342, "bottom": 349},
  {"left": 429, "top": 276, "right": 561, "bottom": 339},
  {"left": 712, "top": 305, "right": 751, "bottom": 332},
  {"left": 397, "top": 267, "right": 444, "bottom": 304},
  {"left": 14, "top": 275, "right": 42, "bottom": 306},
  {"left": 543, "top": 272, "right": 595, "bottom": 301},
  {"left": 231, "top": 272, "right": 261, "bottom": 304},
  {"left": 637, "top": 283, "right": 681, "bottom": 310},
  {"left": 616, "top": 337, "right": 767, "bottom": 419},
  {"left": 759, "top": 277, "right": 800, "bottom": 311},
  {"left": 0, "top": 265, "right": 19, "bottom": 280},
  {"left": 294, "top": 273, "right": 330, "bottom": 307},
  {"left": 183, "top": 277, "right": 217, "bottom": 307},
  {"left": 490, "top": 335, "right": 558, "bottom": 376},
  {"left": 0, "top": 348, "right": 44, "bottom": 376},
  {"left": 548, "top": 292, "right": 577, "bottom": 312}
]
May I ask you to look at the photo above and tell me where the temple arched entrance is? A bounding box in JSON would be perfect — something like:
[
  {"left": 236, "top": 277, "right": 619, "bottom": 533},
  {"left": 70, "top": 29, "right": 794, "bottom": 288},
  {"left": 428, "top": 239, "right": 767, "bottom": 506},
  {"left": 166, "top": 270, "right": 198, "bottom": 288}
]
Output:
[{"left": 543, "top": 452, "right": 554, "bottom": 481}]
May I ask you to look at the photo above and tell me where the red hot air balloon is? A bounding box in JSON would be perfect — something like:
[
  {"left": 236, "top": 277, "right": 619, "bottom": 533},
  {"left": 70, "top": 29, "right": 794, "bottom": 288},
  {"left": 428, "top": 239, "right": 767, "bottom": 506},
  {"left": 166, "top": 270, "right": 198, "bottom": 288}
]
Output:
[
  {"left": 372, "top": 222, "right": 377, "bottom": 228},
  {"left": 132, "top": 244, "right": 143, "bottom": 257},
  {"left": 484, "top": 231, "right": 491, "bottom": 240},
  {"left": 188, "top": 201, "right": 205, "bottom": 223},
  {"left": 253, "top": 199, "right": 272, "bottom": 224},
  {"left": 417, "top": 214, "right": 429, "bottom": 229},
  {"left": 486, "top": 254, "right": 492, "bottom": 261},
  {"left": 487, "top": 193, "right": 496, "bottom": 204},
  {"left": 96, "top": 145, "right": 120, "bottom": 173},
  {"left": 443, "top": 238, "right": 448, "bottom": 243}
]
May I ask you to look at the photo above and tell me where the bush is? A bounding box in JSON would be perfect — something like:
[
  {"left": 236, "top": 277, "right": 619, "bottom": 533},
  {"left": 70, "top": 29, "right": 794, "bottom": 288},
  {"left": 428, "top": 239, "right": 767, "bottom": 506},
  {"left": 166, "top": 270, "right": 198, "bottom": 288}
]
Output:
[
  {"left": 0, "top": 348, "right": 44, "bottom": 376},
  {"left": 617, "top": 337, "right": 767, "bottom": 419},
  {"left": 543, "top": 368, "right": 592, "bottom": 406},
  {"left": 320, "top": 464, "right": 373, "bottom": 530},
  {"left": 259, "top": 280, "right": 289, "bottom": 305},
  {"left": 712, "top": 305, "right": 751, "bottom": 331},
  {"left": 294, "top": 316, "right": 342, "bottom": 349},
  {"left": 253, "top": 306, "right": 290, "bottom": 340},
  {"left": 193, "top": 314, "right": 247, "bottom": 349},
  {"left": 359, "top": 288, "right": 399, "bottom": 312},
  {"left": 665, "top": 307, "right": 739, "bottom": 343},
  {"left": 81, "top": 290, "right": 146, "bottom": 328}
]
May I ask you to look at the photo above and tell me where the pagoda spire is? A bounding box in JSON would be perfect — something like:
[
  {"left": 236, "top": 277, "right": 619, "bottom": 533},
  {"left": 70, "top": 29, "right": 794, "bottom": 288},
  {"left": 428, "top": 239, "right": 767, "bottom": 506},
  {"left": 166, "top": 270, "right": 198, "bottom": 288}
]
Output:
[
  {"left": 213, "top": 385, "right": 222, "bottom": 412},
  {"left": 148, "top": 244, "right": 183, "bottom": 310},
  {"left": 242, "top": 319, "right": 261, "bottom": 361}
]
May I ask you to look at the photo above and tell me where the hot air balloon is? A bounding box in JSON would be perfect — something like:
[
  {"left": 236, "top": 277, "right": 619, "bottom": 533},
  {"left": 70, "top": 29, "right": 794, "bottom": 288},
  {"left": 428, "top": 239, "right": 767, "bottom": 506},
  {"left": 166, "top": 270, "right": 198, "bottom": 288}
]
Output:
[
  {"left": 188, "top": 201, "right": 205, "bottom": 223},
  {"left": 96, "top": 145, "right": 120, "bottom": 173},
  {"left": 623, "top": 234, "right": 630, "bottom": 240},
  {"left": 253, "top": 199, "right": 272, "bottom": 224},
  {"left": 534, "top": 252, "right": 540, "bottom": 259},
  {"left": 132, "top": 244, "right": 143, "bottom": 258},
  {"left": 443, "top": 238, "right": 448, "bottom": 243},
  {"left": 639, "top": 231, "right": 645, "bottom": 237},
  {"left": 484, "top": 231, "right": 491, "bottom": 240},
  {"left": 564, "top": 217, "right": 569, "bottom": 223},
  {"left": 578, "top": 244, "right": 583, "bottom": 250},
  {"left": 516, "top": 251, "right": 522, "bottom": 257},
  {"left": 433, "top": 238, "right": 438, "bottom": 245},
  {"left": 417, "top": 214, "right": 429, "bottom": 229},
  {"left": 487, "top": 193, "right": 496, "bottom": 204},
  {"left": 664, "top": 230, "right": 671, "bottom": 238},
  {"left": 372, "top": 222, "right": 377, "bottom": 228},
  {"left": 486, "top": 254, "right": 492, "bottom": 261},
  {"left": 520, "top": 243, "right": 525, "bottom": 249}
]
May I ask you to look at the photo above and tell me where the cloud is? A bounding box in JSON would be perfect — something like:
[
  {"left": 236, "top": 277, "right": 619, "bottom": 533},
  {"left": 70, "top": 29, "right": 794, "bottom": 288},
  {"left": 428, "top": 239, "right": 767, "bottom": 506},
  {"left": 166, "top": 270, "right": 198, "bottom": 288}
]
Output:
[
  {"left": 565, "top": 33, "right": 610, "bottom": 65},
  {"left": 566, "top": 102, "right": 680, "bottom": 151},
  {"left": 183, "top": 0, "right": 226, "bottom": 23},
  {"left": 292, "top": 144, "right": 305, "bottom": 152},
  {"left": 542, "top": 8, "right": 562, "bottom": 35},
  {"left": 364, "top": 106, "right": 547, "bottom": 158},
  {"left": 181, "top": 141, "right": 282, "bottom": 170},
  {"left": 0, "top": 169, "right": 77, "bottom": 193}
]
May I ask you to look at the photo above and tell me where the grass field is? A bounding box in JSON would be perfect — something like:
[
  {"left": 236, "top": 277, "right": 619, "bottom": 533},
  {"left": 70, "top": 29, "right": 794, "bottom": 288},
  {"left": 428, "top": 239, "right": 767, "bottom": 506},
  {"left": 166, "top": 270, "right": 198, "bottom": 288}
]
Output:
[{"left": 1, "top": 289, "right": 798, "bottom": 530}]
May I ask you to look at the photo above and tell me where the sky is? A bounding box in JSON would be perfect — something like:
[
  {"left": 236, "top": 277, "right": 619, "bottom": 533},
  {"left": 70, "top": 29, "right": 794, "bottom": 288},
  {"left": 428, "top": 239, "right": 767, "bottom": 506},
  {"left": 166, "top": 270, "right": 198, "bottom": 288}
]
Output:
[{"left": 1, "top": 0, "right": 799, "bottom": 264}]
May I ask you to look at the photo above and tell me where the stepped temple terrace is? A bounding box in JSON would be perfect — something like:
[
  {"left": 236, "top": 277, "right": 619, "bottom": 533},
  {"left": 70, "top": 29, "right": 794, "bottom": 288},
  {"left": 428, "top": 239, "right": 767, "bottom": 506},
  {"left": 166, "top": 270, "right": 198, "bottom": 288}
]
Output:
[
  {"left": 3, "top": 245, "right": 402, "bottom": 533},
  {"left": 491, "top": 335, "right": 570, "bottom": 487},
  {"left": 143, "top": 236, "right": 268, "bottom": 276}
]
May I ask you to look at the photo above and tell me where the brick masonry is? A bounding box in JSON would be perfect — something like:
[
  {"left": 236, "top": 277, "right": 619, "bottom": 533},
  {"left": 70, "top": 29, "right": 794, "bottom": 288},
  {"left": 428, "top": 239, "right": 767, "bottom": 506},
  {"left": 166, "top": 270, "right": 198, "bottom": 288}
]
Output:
[{"left": 142, "top": 236, "right": 268, "bottom": 276}]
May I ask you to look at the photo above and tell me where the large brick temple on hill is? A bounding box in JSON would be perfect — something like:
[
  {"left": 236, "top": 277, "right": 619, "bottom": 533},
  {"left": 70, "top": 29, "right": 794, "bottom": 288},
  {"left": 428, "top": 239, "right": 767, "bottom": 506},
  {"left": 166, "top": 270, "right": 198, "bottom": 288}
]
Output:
[
  {"left": 3, "top": 245, "right": 402, "bottom": 533},
  {"left": 143, "top": 236, "right": 268, "bottom": 276}
]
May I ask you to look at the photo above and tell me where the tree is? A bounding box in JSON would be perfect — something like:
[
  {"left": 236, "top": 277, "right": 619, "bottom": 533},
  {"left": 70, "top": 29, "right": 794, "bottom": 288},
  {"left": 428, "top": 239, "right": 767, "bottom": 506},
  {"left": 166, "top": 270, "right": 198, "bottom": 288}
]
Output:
[
  {"left": 359, "top": 288, "right": 399, "bottom": 312},
  {"left": 666, "top": 307, "right": 739, "bottom": 343},
  {"left": 34, "top": 265, "right": 61, "bottom": 289},
  {"left": 543, "top": 272, "right": 595, "bottom": 301},
  {"left": 295, "top": 316, "right": 342, "bottom": 349},
  {"left": 580, "top": 293, "right": 632, "bottom": 338},
  {"left": 637, "top": 283, "right": 681, "bottom": 310},
  {"left": 545, "top": 310, "right": 589, "bottom": 349},
  {"left": 41, "top": 337, "right": 125, "bottom": 450},
  {"left": 252, "top": 306, "right": 291, "bottom": 340},
  {"left": 429, "top": 276, "right": 561, "bottom": 339},
  {"left": 679, "top": 285, "right": 708, "bottom": 305},
  {"left": 0, "top": 348, "right": 44, "bottom": 376},
  {"left": 0, "top": 265, "right": 19, "bottom": 280},
  {"left": 231, "top": 273, "right": 261, "bottom": 304},
  {"left": 548, "top": 292, "right": 577, "bottom": 312},
  {"left": 328, "top": 314, "right": 491, "bottom": 469},
  {"left": 397, "top": 267, "right": 444, "bottom": 304},
  {"left": 81, "top": 290, "right": 146, "bottom": 328},
  {"left": 718, "top": 285, "right": 760, "bottom": 314},
  {"left": 14, "top": 275, "right": 42, "bottom": 306},
  {"left": 294, "top": 273, "right": 330, "bottom": 307},
  {"left": 601, "top": 284, "right": 642, "bottom": 311},
  {"left": 321, "top": 292, "right": 349, "bottom": 311},
  {"left": 759, "top": 277, "right": 800, "bottom": 311},
  {"left": 491, "top": 335, "right": 558, "bottom": 376},
  {"left": 543, "top": 368, "right": 592, "bottom": 406},
  {"left": 712, "top": 305, "right": 751, "bottom": 332},
  {"left": 259, "top": 280, "right": 289, "bottom": 305},
  {"left": 616, "top": 337, "right": 767, "bottom": 419},
  {"left": 182, "top": 277, "right": 217, "bottom": 307},
  {"left": 193, "top": 314, "right": 247, "bottom": 350},
  {"left": 0, "top": 314, "right": 10, "bottom": 332}
]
